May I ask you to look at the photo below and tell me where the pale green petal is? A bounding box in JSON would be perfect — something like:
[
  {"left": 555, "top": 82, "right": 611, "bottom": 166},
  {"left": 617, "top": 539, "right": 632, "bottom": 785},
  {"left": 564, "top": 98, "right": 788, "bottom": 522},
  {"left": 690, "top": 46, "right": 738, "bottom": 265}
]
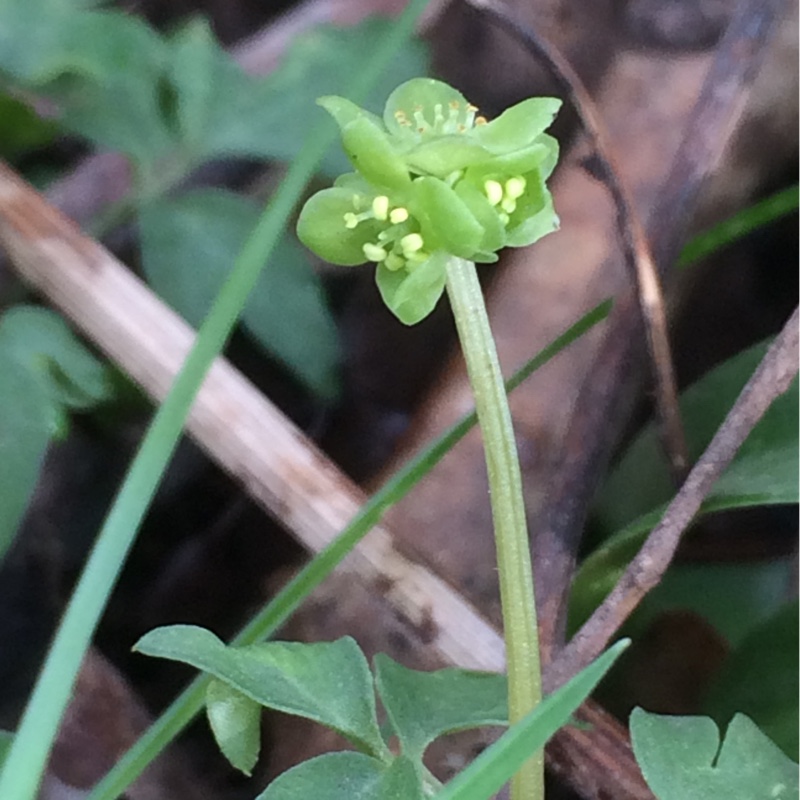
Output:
[
  {"left": 472, "top": 97, "right": 561, "bottom": 153},
  {"left": 375, "top": 251, "right": 448, "bottom": 325},
  {"left": 297, "top": 187, "right": 381, "bottom": 266}
]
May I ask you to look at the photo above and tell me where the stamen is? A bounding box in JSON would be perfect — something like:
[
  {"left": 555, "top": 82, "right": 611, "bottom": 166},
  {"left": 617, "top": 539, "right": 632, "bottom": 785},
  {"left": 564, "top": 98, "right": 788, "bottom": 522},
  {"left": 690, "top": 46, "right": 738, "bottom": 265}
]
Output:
[
  {"left": 384, "top": 252, "right": 405, "bottom": 271},
  {"left": 343, "top": 212, "right": 359, "bottom": 229},
  {"left": 372, "top": 195, "right": 390, "bottom": 221},
  {"left": 501, "top": 197, "right": 517, "bottom": 214},
  {"left": 400, "top": 233, "right": 424, "bottom": 255},
  {"left": 484, "top": 180, "right": 503, "bottom": 206},
  {"left": 505, "top": 177, "right": 526, "bottom": 199},
  {"left": 433, "top": 103, "right": 445, "bottom": 132},
  {"left": 389, "top": 207, "right": 409, "bottom": 224},
  {"left": 363, "top": 243, "right": 388, "bottom": 262}
]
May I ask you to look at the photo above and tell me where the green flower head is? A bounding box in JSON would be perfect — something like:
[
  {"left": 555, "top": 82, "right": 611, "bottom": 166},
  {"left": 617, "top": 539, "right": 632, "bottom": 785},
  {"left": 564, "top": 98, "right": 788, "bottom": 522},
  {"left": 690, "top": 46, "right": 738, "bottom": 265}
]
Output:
[{"left": 297, "top": 78, "right": 561, "bottom": 324}]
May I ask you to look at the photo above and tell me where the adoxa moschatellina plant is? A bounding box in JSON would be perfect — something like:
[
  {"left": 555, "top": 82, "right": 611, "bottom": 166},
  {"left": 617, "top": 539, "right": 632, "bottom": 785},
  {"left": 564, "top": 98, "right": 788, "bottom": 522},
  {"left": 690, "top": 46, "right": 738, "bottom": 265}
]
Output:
[{"left": 298, "top": 78, "right": 561, "bottom": 800}]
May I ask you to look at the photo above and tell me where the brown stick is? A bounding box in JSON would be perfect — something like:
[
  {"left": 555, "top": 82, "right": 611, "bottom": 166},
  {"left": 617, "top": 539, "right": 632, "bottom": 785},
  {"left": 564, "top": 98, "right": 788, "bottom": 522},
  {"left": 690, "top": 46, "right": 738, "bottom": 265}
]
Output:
[
  {"left": 531, "top": 0, "right": 789, "bottom": 652},
  {"left": 549, "top": 306, "right": 799, "bottom": 689}
]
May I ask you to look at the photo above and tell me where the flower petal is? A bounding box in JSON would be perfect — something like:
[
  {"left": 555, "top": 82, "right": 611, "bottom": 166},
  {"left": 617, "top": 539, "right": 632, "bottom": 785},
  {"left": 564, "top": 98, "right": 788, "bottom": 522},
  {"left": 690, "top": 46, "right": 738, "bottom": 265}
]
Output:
[
  {"left": 404, "top": 136, "right": 491, "bottom": 177},
  {"left": 318, "top": 95, "right": 384, "bottom": 132},
  {"left": 297, "top": 187, "right": 382, "bottom": 266},
  {"left": 340, "top": 116, "right": 411, "bottom": 190},
  {"left": 384, "top": 78, "right": 470, "bottom": 139},
  {"left": 505, "top": 190, "right": 560, "bottom": 248},
  {"left": 375, "top": 251, "right": 448, "bottom": 325},
  {"left": 412, "top": 177, "right": 484, "bottom": 259},
  {"left": 453, "top": 180, "right": 506, "bottom": 254},
  {"left": 472, "top": 97, "right": 562, "bottom": 154}
]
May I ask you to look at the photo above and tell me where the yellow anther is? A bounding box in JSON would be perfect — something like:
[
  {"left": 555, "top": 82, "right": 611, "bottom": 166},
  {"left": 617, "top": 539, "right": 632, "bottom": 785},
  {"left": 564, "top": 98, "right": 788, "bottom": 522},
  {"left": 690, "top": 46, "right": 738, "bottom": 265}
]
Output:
[
  {"left": 505, "top": 177, "right": 526, "bottom": 199},
  {"left": 343, "top": 212, "right": 359, "bottom": 229},
  {"left": 400, "top": 233, "right": 424, "bottom": 255},
  {"left": 372, "top": 195, "right": 390, "bottom": 221},
  {"left": 484, "top": 180, "right": 503, "bottom": 206},
  {"left": 498, "top": 212, "right": 510, "bottom": 226},
  {"left": 363, "top": 243, "right": 388, "bottom": 262},
  {"left": 390, "top": 207, "right": 409, "bottom": 224},
  {"left": 384, "top": 252, "right": 405, "bottom": 271},
  {"left": 501, "top": 197, "right": 517, "bottom": 214}
]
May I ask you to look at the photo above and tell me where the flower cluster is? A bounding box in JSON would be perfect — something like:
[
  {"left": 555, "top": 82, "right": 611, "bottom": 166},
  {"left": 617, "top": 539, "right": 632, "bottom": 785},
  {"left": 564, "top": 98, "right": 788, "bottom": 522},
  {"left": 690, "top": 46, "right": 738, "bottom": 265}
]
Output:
[{"left": 297, "top": 78, "right": 561, "bottom": 324}]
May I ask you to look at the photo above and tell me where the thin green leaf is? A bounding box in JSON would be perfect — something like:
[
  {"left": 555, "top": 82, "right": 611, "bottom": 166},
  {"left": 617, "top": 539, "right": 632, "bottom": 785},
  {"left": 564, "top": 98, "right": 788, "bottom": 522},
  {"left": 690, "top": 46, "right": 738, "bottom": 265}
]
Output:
[
  {"left": 434, "top": 640, "right": 630, "bottom": 800},
  {"left": 679, "top": 185, "right": 799, "bottom": 267},
  {"left": 256, "top": 752, "right": 424, "bottom": 800},
  {"left": 0, "top": 305, "right": 112, "bottom": 412},
  {"left": 206, "top": 678, "right": 261, "bottom": 776},
  {"left": 134, "top": 627, "right": 387, "bottom": 759},
  {"left": 374, "top": 654, "right": 507, "bottom": 760},
  {"left": 630, "top": 709, "right": 798, "bottom": 800},
  {"left": 703, "top": 601, "right": 798, "bottom": 760}
]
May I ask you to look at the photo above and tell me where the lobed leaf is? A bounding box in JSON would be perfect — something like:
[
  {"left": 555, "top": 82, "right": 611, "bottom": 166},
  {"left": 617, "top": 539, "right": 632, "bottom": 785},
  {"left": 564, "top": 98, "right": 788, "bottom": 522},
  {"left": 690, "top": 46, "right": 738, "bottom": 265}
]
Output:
[
  {"left": 256, "top": 752, "right": 424, "bottom": 800},
  {"left": 703, "top": 601, "right": 798, "bottom": 760},
  {"left": 134, "top": 627, "right": 387, "bottom": 759},
  {"left": 374, "top": 654, "right": 507, "bottom": 760},
  {"left": 630, "top": 709, "right": 798, "bottom": 800}
]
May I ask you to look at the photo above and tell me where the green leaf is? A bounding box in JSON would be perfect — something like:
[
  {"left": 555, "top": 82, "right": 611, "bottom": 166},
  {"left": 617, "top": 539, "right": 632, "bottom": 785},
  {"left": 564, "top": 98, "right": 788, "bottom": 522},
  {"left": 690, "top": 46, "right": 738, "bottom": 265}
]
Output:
[
  {"left": 206, "top": 678, "right": 262, "bottom": 776},
  {"left": 595, "top": 340, "right": 799, "bottom": 534},
  {"left": 0, "top": 731, "right": 13, "bottom": 768},
  {"left": 374, "top": 655, "right": 507, "bottom": 760},
  {"left": 134, "top": 626, "right": 387, "bottom": 758},
  {"left": 256, "top": 752, "right": 424, "bottom": 800},
  {"left": 630, "top": 709, "right": 799, "bottom": 800},
  {"left": 570, "top": 534, "right": 794, "bottom": 640},
  {"left": 0, "top": 305, "right": 112, "bottom": 414},
  {"left": 0, "top": 305, "right": 112, "bottom": 564},
  {"left": 0, "top": 353, "right": 52, "bottom": 563},
  {"left": 703, "top": 601, "right": 798, "bottom": 760},
  {"left": 0, "top": 93, "right": 58, "bottom": 158},
  {"left": 375, "top": 251, "right": 448, "bottom": 326},
  {"left": 139, "top": 189, "right": 341, "bottom": 399},
  {"left": 434, "top": 640, "right": 630, "bottom": 800}
]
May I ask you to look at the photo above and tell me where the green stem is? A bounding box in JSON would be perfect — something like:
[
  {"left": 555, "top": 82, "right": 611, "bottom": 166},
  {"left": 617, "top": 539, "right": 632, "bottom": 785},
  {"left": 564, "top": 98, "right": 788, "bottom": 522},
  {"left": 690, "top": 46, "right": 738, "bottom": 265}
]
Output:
[{"left": 444, "top": 256, "right": 542, "bottom": 800}]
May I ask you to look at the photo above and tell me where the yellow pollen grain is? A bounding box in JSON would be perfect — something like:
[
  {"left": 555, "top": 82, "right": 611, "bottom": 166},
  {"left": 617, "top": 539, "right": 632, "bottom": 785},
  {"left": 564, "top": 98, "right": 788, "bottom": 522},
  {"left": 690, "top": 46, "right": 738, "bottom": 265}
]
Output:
[
  {"left": 389, "top": 207, "right": 409, "bottom": 224},
  {"left": 372, "top": 195, "right": 390, "bottom": 221}
]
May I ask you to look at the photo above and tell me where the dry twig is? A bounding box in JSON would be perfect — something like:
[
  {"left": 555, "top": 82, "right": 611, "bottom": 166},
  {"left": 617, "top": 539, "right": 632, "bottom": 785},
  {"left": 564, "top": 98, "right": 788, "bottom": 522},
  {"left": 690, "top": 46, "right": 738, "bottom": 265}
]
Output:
[
  {"left": 532, "top": 0, "right": 789, "bottom": 650},
  {"left": 550, "top": 306, "right": 799, "bottom": 689}
]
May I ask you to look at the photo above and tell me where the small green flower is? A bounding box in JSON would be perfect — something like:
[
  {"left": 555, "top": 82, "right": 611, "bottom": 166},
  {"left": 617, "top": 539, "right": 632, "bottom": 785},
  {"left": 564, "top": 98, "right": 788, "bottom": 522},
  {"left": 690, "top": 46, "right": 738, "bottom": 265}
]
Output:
[{"left": 297, "top": 78, "right": 561, "bottom": 324}]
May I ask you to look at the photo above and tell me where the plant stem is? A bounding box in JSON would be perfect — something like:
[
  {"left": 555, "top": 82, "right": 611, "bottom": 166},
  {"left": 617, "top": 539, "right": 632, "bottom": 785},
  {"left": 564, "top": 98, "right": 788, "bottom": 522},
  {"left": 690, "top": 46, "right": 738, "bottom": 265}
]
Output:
[{"left": 444, "top": 256, "right": 542, "bottom": 800}]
